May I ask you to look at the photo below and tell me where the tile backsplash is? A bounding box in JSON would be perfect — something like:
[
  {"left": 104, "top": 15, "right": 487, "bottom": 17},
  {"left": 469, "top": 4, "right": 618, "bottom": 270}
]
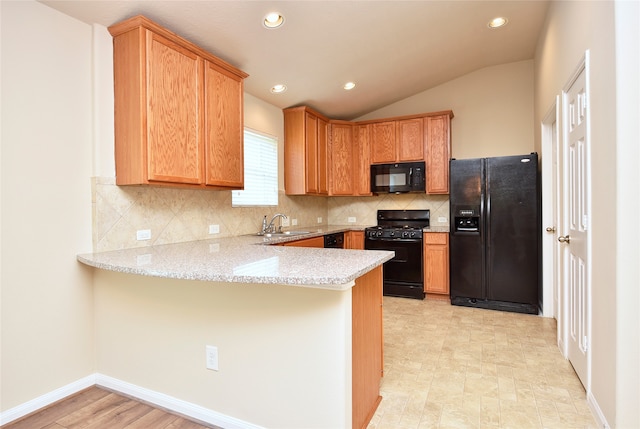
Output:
[{"left": 92, "top": 177, "right": 449, "bottom": 252}]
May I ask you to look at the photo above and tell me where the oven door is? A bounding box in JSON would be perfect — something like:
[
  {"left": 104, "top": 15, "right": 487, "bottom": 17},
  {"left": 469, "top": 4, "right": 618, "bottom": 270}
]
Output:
[{"left": 365, "top": 237, "right": 424, "bottom": 299}]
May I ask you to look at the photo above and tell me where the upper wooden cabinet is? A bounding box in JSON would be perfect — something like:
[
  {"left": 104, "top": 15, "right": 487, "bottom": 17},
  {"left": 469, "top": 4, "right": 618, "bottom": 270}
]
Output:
[
  {"left": 284, "top": 106, "right": 329, "bottom": 195},
  {"left": 425, "top": 114, "right": 452, "bottom": 194},
  {"left": 354, "top": 124, "right": 372, "bottom": 196},
  {"left": 329, "top": 121, "right": 355, "bottom": 196},
  {"left": 370, "top": 121, "right": 396, "bottom": 164},
  {"left": 108, "top": 15, "right": 247, "bottom": 189},
  {"left": 284, "top": 107, "right": 453, "bottom": 195},
  {"left": 370, "top": 118, "right": 424, "bottom": 164}
]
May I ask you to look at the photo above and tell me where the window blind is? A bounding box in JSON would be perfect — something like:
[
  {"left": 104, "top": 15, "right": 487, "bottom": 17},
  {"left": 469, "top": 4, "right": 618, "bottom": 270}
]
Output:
[{"left": 232, "top": 129, "right": 278, "bottom": 206}]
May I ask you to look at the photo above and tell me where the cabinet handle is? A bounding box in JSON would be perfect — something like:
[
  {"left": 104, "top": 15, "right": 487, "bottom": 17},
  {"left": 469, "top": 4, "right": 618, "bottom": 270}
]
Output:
[
  {"left": 546, "top": 226, "right": 556, "bottom": 233},
  {"left": 558, "top": 235, "right": 570, "bottom": 243}
]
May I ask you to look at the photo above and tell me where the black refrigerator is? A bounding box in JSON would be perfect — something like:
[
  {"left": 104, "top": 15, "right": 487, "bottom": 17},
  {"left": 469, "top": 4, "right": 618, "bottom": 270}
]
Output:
[{"left": 449, "top": 153, "right": 540, "bottom": 314}]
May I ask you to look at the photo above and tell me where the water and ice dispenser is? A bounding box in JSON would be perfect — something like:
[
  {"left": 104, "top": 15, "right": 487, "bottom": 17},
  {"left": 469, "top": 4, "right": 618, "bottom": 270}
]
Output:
[{"left": 453, "top": 207, "right": 480, "bottom": 233}]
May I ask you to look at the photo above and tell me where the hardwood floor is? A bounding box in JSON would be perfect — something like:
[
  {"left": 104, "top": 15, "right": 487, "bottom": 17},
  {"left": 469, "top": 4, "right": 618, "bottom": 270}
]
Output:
[{"left": 1, "top": 386, "right": 220, "bottom": 429}]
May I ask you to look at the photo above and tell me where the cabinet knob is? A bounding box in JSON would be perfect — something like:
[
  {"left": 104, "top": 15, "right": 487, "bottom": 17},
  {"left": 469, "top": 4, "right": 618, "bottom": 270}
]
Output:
[
  {"left": 546, "top": 226, "right": 556, "bottom": 233},
  {"left": 558, "top": 235, "right": 570, "bottom": 243}
]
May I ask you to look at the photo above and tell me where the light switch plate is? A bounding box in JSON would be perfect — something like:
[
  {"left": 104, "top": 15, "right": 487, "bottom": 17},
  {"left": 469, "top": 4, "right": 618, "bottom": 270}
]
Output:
[
  {"left": 438, "top": 217, "right": 448, "bottom": 223},
  {"left": 317, "top": 217, "right": 323, "bottom": 224},
  {"left": 292, "top": 218, "right": 298, "bottom": 226},
  {"left": 136, "top": 229, "right": 151, "bottom": 241},
  {"left": 208, "top": 224, "right": 220, "bottom": 234},
  {"left": 348, "top": 217, "right": 356, "bottom": 223}
]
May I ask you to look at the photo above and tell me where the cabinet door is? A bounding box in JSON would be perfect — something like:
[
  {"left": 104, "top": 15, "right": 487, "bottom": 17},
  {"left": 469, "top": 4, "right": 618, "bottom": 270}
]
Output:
[
  {"left": 423, "top": 233, "right": 450, "bottom": 294},
  {"left": 397, "top": 118, "right": 424, "bottom": 161},
  {"left": 355, "top": 124, "right": 372, "bottom": 196},
  {"left": 330, "top": 123, "right": 354, "bottom": 195},
  {"left": 317, "top": 117, "right": 329, "bottom": 195},
  {"left": 425, "top": 115, "right": 451, "bottom": 194},
  {"left": 346, "top": 231, "right": 365, "bottom": 250},
  {"left": 370, "top": 121, "right": 396, "bottom": 164},
  {"left": 305, "top": 112, "right": 319, "bottom": 193},
  {"left": 204, "top": 62, "right": 243, "bottom": 188},
  {"left": 147, "top": 32, "right": 202, "bottom": 184},
  {"left": 283, "top": 236, "right": 325, "bottom": 248}
]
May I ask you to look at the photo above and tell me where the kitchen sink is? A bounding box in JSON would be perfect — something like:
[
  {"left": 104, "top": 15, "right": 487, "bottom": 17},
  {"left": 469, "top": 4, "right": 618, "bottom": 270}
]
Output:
[{"left": 261, "top": 231, "right": 310, "bottom": 237}]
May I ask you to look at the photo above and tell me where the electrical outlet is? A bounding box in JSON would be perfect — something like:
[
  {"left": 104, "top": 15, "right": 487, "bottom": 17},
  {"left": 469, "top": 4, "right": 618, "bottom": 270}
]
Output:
[
  {"left": 317, "top": 217, "right": 323, "bottom": 224},
  {"left": 136, "top": 229, "right": 151, "bottom": 241},
  {"left": 208, "top": 224, "right": 220, "bottom": 234},
  {"left": 438, "top": 217, "right": 448, "bottom": 223},
  {"left": 348, "top": 217, "right": 356, "bottom": 223},
  {"left": 281, "top": 217, "right": 290, "bottom": 227},
  {"left": 206, "top": 345, "right": 219, "bottom": 371},
  {"left": 291, "top": 218, "right": 298, "bottom": 226}
]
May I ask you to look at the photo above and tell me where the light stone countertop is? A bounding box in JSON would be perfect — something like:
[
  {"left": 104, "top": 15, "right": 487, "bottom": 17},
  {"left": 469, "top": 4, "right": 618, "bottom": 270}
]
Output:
[{"left": 77, "top": 227, "right": 394, "bottom": 291}]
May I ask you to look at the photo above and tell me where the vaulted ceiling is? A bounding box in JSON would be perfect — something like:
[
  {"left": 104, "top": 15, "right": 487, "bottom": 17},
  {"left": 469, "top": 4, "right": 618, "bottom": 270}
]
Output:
[{"left": 40, "top": 1, "right": 549, "bottom": 120}]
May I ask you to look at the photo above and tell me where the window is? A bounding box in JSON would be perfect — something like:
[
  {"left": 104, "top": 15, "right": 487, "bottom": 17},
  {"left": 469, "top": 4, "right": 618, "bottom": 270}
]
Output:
[{"left": 232, "top": 128, "right": 278, "bottom": 206}]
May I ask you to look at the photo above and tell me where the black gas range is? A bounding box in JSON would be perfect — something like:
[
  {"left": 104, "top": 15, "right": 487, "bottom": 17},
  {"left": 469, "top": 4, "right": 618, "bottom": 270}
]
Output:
[{"left": 364, "top": 210, "right": 430, "bottom": 299}]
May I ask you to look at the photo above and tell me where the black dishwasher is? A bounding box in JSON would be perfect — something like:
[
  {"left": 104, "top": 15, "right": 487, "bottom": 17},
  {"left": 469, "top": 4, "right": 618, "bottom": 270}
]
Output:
[{"left": 324, "top": 232, "right": 344, "bottom": 248}]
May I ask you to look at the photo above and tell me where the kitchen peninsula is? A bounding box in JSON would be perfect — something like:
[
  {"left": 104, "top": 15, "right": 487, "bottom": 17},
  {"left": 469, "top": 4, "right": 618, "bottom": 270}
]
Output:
[{"left": 77, "top": 233, "right": 393, "bottom": 429}]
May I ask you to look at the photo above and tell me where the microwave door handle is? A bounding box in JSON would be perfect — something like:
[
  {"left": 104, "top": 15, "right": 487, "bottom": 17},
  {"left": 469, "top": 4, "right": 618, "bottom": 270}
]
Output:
[{"left": 409, "top": 168, "right": 413, "bottom": 183}]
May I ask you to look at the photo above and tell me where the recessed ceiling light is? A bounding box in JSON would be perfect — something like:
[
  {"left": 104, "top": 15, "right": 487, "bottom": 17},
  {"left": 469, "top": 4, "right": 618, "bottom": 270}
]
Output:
[
  {"left": 488, "top": 17, "right": 508, "bottom": 28},
  {"left": 343, "top": 82, "right": 356, "bottom": 90},
  {"left": 271, "top": 84, "right": 287, "bottom": 94},
  {"left": 264, "top": 12, "right": 285, "bottom": 29}
]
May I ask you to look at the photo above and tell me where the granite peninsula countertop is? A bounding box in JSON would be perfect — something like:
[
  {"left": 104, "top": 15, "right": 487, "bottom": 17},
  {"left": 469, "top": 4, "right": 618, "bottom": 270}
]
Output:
[{"left": 76, "top": 227, "right": 391, "bottom": 291}]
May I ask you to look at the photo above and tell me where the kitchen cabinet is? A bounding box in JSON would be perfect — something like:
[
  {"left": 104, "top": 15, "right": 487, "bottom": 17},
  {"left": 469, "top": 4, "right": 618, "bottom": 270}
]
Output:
[
  {"left": 425, "top": 114, "right": 452, "bottom": 194},
  {"left": 354, "top": 124, "right": 372, "bottom": 196},
  {"left": 370, "top": 118, "right": 423, "bottom": 164},
  {"left": 282, "top": 236, "right": 325, "bottom": 248},
  {"left": 329, "top": 121, "right": 355, "bottom": 196},
  {"left": 423, "top": 232, "right": 449, "bottom": 295},
  {"left": 108, "top": 15, "right": 247, "bottom": 189},
  {"left": 284, "top": 106, "right": 329, "bottom": 195},
  {"left": 370, "top": 121, "right": 396, "bottom": 164},
  {"left": 397, "top": 117, "right": 424, "bottom": 161},
  {"left": 345, "top": 231, "right": 365, "bottom": 250}
]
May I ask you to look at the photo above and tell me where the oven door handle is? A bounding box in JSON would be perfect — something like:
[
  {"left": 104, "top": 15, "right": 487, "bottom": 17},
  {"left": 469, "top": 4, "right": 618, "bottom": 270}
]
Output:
[{"left": 366, "top": 238, "right": 422, "bottom": 244}]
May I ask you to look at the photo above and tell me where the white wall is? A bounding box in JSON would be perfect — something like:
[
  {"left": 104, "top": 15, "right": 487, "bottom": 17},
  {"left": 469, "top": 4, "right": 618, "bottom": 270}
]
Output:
[
  {"left": 534, "top": 0, "right": 639, "bottom": 426},
  {"left": 613, "top": 1, "right": 640, "bottom": 426},
  {"left": 0, "top": 1, "right": 94, "bottom": 411},
  {"left": 94, "top": 270, "right": 352, "bottom": 428},
  {"left": 358, "top": 60, "right": 535, "bottom": 159}
]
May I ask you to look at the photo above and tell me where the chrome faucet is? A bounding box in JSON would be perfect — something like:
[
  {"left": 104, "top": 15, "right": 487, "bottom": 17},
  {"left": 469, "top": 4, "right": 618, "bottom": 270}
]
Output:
[{"left": 262, "top": 213, "right": 288, "bottom": 234}]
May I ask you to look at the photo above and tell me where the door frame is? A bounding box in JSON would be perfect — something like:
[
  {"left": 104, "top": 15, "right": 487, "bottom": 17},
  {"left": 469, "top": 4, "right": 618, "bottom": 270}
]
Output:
[{"left": 541, "top": 97, "right": 561, "bottom": 322}]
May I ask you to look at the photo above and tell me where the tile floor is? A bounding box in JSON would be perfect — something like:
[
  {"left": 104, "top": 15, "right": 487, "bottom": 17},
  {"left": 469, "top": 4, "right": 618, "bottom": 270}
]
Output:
[{"left": 368, "top": 297, "right": 599, "bottom": 429}]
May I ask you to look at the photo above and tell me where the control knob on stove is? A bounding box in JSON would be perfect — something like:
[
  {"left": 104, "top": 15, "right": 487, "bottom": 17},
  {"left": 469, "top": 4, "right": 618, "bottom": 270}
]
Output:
[
  {"left": 389, "top": 230, "right": 395, "bottom": 237},
  {"left": 376, "top": 230, "right": 383, "bottom": 237}
]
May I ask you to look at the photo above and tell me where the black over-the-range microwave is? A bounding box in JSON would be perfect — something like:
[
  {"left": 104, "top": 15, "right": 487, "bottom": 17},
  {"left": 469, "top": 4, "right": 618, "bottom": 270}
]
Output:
[{"left": 370, "top": 161, "right": 426, "bottom": 194}]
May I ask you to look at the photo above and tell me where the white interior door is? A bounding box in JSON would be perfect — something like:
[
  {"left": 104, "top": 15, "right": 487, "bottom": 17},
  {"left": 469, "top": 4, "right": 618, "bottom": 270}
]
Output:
[{"left": 561, "top": 58, "right": 591, "bottom": 389}]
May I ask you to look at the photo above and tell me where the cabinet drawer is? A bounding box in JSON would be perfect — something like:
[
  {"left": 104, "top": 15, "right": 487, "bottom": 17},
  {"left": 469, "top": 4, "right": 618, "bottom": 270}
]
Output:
[{"left": 423, "top": 232, "right": 448, "bottom": 245}]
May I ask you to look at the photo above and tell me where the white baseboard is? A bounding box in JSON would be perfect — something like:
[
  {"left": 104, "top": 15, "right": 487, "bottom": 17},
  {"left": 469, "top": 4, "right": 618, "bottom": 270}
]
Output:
[
  {"left": 0, "top": 374, "right": 96, "bottom": 425},
  {"left": 587, "top": 390, "right": 609, "bottom": 429},
  {"left": 1, "top": 373, "right": 264, "bottom": 429},
  {"left": 95, "top": 374, "right": 263, "bottom": 429}
]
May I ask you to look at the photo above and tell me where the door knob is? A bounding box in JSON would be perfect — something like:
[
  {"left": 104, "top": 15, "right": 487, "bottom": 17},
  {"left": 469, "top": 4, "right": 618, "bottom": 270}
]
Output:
[
  {"left": 546, "top": 226, "right": 556, "bottom": 233},
  {"left": 558, "top": 235, "right": 570, "bottom": 243}
]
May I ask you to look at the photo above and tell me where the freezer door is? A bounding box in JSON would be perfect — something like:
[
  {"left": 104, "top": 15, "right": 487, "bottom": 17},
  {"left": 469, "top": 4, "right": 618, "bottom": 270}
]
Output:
[
  {"left": 449, "top": 158, "right": 485, "bottom": 300},
  {"left": 485, "top": 154, "right": 539, "bottom": 306}
]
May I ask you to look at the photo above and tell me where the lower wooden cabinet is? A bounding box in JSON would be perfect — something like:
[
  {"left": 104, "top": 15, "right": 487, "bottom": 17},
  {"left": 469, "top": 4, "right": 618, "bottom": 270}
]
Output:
[
  {"left": 423, "top": 232, "right": 450, "bottom": 295},
  {"left": 345, "top": 231, "right": 365, "bottom": 250},
  {"left": 282, "top": 236, "right": 325, "bottom": 248}
]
